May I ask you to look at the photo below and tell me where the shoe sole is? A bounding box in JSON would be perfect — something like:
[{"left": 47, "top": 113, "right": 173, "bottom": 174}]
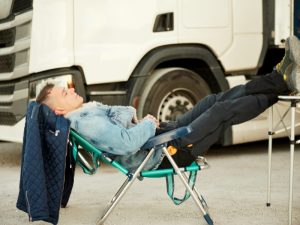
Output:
[
  {"left": 289, "top": 35, "right": 300, "bottom": 65},
  {"left": 289, "top": 36, "right": 300, "bottom": 93}
]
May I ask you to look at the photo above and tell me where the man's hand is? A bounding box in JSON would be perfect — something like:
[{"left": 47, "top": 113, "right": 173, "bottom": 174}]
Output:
[{"left": 143, "top": 114, "right": 160, "bottom": 128}]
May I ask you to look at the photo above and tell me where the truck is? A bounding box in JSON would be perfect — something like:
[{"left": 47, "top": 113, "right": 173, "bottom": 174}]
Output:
[{"left": 0, "top": 0, "right": 299, "bottom": 144}]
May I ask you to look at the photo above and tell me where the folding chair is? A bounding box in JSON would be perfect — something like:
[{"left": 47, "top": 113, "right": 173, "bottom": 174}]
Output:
[{"left": 69, "top": 125, "right": 213, "bottom": 225}]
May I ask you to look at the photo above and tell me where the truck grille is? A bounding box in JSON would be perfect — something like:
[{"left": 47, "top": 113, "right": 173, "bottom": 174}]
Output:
[
  {"left": 12, "top": 0, "right": 33, "bottom": 15},
  {"left": 0, "top": 112, "right": 19, "bottom": 125},
  {"left": 0, "top": 83, "right": 14, "bottom": 95},
  {"left": 0, "top": 54, "right": 15, "bottom": 73},
  {"left": 0, "top": 0, "right": 33, "bottom": 21},
  {"left": 0, "top": 0, "right": 32, "bottom": 126},
  {"left": 0, "top": 82, "right": 28, "bottom": 125},
  {"left": 0, "top": 28, "right": 16, "bottom": 48}
]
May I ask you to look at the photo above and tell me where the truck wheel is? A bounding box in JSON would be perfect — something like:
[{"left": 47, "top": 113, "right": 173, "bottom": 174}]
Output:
[{"left": 141, "top": 68, "right": 211, "bottom": 122}]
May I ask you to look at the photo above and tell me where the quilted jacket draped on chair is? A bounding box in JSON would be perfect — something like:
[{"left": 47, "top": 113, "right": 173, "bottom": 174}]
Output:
[{"left": 17, "top": 102, "right": 75, "bottom": 225}]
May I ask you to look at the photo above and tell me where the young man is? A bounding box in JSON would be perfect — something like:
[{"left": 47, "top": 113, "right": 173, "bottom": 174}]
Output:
[{"left": 36, "top": 36, "right": 300, "bottom": 172}]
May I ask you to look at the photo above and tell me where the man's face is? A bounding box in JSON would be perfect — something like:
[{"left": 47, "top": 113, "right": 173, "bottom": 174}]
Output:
[{"left": 47, "top": 86, "right": 83, "bottom": 115}]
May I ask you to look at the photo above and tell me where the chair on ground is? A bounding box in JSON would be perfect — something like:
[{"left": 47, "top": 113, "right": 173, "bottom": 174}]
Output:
[{"left": 69, "top": 125, "right": 213, "bottom": 225}]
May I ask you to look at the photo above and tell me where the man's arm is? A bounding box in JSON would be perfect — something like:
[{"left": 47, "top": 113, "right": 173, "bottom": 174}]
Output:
[{"left": 75, "top": 115, "right": 157, "bottom": 155}]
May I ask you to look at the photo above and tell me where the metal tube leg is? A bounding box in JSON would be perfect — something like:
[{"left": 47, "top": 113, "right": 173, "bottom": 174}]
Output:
[
  {"left": 181, "top": 172, "right": 209, "bottom": 211},
  {"left": 288, "top": 102, "right": 296, "bottom": 225},
  {"left": 98, "top": 177, "right": 131, "bottom": 224},
  {"left": 267, "top": 107, "right": 273, "bottom": 206},
  {"left": 162, "top": 147, "right": 213, "bottom": 225},
  {"left": 97, "top": 148, "right": 156, "bottom": 225},
  {"left": 110, "top": 178, "right": 130, "bottom": 203},
  {"left": 193, "top": 186, "right": 209, "bottom": 211}
]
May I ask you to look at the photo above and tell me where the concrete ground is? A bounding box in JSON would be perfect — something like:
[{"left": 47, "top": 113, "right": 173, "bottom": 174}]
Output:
[{"left": 0, "top": 139, "right": 299, "bottom": 225}]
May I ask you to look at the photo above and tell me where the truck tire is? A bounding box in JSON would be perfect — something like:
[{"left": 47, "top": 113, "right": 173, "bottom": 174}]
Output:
[{"left": 141, "top": 68, "right": 211, "bottom": 122}]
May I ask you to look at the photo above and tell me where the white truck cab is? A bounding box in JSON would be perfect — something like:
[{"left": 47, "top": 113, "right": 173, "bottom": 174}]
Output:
[{"left": 0, "top": 0, "right": 299, "bottom": 144}]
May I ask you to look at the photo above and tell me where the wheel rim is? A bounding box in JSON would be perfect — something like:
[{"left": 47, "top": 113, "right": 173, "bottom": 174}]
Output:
[{"left": 158, "top": 88, "right": 195, "bottom": 121}]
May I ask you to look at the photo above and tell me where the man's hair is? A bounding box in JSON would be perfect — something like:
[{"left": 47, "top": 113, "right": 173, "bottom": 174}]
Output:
[{"left": 36, "top": 83, "right": 55, "bottom": 103}]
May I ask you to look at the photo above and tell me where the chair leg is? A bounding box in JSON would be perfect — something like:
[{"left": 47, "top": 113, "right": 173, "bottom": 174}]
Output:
[
  {"left": 267, "top": 107, "right": 273, "bottom": 207},
  {"left": 195, "top": 188, "right": 209, "bottom": 212},
  {"left": 97, "top": 177, "right": 131, "bottom": 225},
  {"left": 97, "top": 148, "right": 156, "bottom": 225},
  {"left": 162, "top": 147, "right": 214, "bottom": 225},
  {"left": 183, "top": 173, "right": 209, "bottom": 212}
]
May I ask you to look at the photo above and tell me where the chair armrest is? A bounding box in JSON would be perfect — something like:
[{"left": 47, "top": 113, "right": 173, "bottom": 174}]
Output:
[{"left": 141, "top": 125, "right": 193, "bottom": 150}]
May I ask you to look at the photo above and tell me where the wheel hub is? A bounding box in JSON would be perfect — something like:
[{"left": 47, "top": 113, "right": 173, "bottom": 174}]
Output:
[{"left": 158, "top": 90, "right": 194, "bottom": 121}]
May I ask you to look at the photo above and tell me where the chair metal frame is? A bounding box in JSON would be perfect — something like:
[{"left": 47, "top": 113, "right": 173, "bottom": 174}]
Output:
[
  {"left": 267, "top": 95, "right": 300, "bottom": 225},
  {"left": 69, "top": 126, "right": 213, "bottom": 225}
]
